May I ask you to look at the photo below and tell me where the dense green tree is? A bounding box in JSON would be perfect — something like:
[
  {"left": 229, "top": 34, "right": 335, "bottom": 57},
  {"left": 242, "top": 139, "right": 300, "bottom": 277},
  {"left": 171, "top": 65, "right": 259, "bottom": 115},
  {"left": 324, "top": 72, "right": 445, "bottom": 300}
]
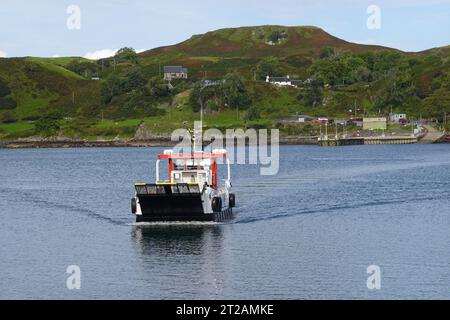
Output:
[
  {"left": 189, "top": 73, "right": 251, "bottom": 112},
  {"left": 309, "top": 59, "right": 342, "bottom": 85},
  {"left": 115, "top": 47, "right": 139, "bottom": 64},
  {"left": 0, "top": 79, "right": 11, "bottom": 97},
  {"left": 101, "top": 75, "right": 122, "bottom": 104},
  {"left": 34, "top": 113, "right": 61, "bottom": 137},
  {"left": 422, "top": 88, "right": 450, "bottom": 117},
  {"left": 66, "top": 61, "right": 99, "bottom": 78},
  {"left": 300, "top": 81, "right": 323, "bottom": 107},
  {"left": 309, "top": 54, "right": 369, "bottom": 85},
  {"left": 123, "top": 70, "right": 146, "bottom": 91},
  {"left": 221, "top": 73, "right": 252, "bottom": 109},
  {"left": 372, "top": 51, "right": 403, "bottom": 80},
  {"left": 0, "top": 97, "right": 17, "bottom": 110},
  {"left": 101, "top": 70, "right": 147, "bottom": 104},
  {"left": 372, "top": 62, "right": 417, "bottom": 112},
  {"left": 147, "top": 77, "right": 171, "bottom": 97},
  {"left": 319, "top": 47, "right": 337, "bottom": 59},
  {"left": 255, "top": 57, "right": 282, "bottom": 80},
  {"left": 267, "top": 30, "right": 288, "bottom": 43}
]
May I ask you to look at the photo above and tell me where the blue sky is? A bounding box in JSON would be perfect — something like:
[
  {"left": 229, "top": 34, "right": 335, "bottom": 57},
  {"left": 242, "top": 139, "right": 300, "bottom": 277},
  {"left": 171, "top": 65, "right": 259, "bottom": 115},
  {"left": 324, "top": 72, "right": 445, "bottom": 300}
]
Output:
[{"left": 0, "top": 0, "right": 449, "bottom": 58}]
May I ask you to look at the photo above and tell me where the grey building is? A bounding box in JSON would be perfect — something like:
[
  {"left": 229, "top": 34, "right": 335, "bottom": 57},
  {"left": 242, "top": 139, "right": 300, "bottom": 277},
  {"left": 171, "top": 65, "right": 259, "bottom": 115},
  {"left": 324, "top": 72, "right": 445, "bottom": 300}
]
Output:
[{"left": 163, "top": 66, "right": 188, "bottom": 80}]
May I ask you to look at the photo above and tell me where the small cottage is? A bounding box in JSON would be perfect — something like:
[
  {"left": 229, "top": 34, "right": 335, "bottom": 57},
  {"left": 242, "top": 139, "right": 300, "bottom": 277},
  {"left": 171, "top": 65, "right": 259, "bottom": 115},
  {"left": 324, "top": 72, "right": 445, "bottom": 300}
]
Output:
[{"left": 163, "top": 66, "right": 188, "bottom": 80}]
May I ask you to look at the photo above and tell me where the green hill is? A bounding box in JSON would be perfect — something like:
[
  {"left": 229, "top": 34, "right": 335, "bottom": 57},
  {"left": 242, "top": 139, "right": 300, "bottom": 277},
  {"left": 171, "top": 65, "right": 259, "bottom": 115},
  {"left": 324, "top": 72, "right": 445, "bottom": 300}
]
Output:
[
  {"left": 139, "top": 26, "right": 394, "bottom": 79},
  {"left": 0, "top": 25, "right": 449, "bottom": 141}
]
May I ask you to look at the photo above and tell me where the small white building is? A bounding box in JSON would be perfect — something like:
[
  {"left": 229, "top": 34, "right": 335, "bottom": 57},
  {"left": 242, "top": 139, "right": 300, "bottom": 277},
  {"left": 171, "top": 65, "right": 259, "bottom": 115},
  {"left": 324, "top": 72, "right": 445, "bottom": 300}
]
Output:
[
  {"left": 390, "top": 114, "right": 407, "bottom": 123},
  {"left": 298, "top": 115, "right": 315, "bottom": 123},
  {"left": 266, "top": 75, "right": 302, "bottom": 87}
]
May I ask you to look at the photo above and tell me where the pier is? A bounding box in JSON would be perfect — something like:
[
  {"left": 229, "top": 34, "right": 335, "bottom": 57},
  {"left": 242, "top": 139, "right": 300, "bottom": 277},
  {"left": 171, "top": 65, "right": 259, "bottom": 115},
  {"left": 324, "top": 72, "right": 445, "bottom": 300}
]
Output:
[
  {"left": 318, "top": 137, "right": 364, "bottom": 147},
  {"left": 364, "top": 136, "right": 418, "bottom": 145},
  {"left": 319, "top": 135, "right": 419, "bottom": 147}
]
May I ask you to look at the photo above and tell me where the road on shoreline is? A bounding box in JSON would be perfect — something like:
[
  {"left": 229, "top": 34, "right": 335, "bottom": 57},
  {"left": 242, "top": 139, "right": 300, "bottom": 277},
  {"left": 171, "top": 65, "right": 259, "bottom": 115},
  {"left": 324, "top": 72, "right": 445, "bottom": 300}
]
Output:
[{"left": 420, "top": 125, "right": 445, "bottom": 144}]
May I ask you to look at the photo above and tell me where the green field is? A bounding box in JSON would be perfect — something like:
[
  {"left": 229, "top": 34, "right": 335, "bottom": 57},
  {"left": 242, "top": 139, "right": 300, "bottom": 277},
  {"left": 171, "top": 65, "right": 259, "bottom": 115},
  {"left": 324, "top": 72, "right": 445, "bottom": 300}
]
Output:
[{"left": 0, "top": 121, "right": 35, "bottom": 139}]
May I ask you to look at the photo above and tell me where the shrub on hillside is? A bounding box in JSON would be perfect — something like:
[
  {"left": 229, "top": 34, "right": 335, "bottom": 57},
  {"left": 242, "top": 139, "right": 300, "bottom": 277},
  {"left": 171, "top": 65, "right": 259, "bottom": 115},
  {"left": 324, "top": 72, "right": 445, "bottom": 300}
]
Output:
[
  {"left": 267, "top": 30, "right": 288, "bottom": 43},
  {"left": 0, "top": 97, "right": 17, "bottom": 110},
  {"left": 1, "top": 111, "right": 17, "bottom": 123},
  {"left": 66, "top": 61, "right": 99, "bottom": 78},
  {"left": 34, "top": 113, "right": 62, "bottom": 137},
  {"left": 0, "top": 79, "right": 11, "bottom": 97},
  {"left": 244, "top": 107, "right": 261, "bottom": 121}
]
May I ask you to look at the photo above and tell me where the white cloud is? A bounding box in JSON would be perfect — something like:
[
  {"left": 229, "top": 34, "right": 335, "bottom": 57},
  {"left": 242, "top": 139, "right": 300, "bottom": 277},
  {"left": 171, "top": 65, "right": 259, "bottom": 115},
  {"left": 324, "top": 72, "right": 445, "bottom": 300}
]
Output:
[
  {"left": 83, "top": 48, "right": 147, "bottom": 59},
  {"left": 52, "top": 54, "right": 61, "bottom": 58},
  {"left": 83, "top": 49, "right": 118, "bottom": 60},
  {"left": 353, "top": 39, "right": 377, "bottom": 45},
  {"left": 0, "top": 50, "right": 7, "bottom": 58}
]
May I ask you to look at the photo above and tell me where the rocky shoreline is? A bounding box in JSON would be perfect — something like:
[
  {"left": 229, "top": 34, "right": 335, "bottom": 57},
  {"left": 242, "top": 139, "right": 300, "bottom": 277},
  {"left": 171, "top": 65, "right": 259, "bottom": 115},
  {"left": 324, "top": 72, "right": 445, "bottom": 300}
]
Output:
[{"left": 0, "top": 136, "right": 319, "bottom": 149}]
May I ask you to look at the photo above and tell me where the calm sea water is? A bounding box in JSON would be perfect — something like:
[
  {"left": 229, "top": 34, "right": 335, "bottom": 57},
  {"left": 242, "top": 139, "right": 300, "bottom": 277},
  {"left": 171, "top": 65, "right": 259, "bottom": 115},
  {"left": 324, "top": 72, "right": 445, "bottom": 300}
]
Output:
[{"left": 0, "top": 145, "right": 449, "bottom": 299}]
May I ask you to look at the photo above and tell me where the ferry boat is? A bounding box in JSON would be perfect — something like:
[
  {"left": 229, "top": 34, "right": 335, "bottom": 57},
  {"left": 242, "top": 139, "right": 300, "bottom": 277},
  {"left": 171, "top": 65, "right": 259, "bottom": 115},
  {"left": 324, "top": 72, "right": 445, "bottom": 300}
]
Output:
[{"left": 131, "top": 148, "right": 235, "bottom": 222}]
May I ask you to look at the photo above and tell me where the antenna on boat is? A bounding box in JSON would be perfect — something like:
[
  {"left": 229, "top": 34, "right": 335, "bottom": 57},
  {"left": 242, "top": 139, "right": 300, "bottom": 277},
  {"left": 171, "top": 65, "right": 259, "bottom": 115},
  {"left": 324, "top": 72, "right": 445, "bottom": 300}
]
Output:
[
  {"left": 190, "top": 128, "right": 196, "bottom": 155},
  {"left": 197, "top": 85, "right": 205, "bottom": 153}
]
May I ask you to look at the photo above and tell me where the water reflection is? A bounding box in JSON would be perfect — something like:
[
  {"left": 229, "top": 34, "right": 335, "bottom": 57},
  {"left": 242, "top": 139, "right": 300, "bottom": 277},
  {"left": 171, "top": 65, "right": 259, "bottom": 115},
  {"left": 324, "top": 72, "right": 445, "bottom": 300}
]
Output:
[
  {"left": 131, "top": 224, "right": 225, "bottom": 256},
  {"left": 131, "top": 224, "right": 232, "bottom": 298}
]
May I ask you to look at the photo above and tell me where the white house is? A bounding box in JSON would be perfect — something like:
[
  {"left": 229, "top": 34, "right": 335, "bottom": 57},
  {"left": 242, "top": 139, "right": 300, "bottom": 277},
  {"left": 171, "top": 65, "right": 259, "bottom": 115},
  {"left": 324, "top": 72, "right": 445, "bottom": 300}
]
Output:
[{"left": 266, "top": 75, "right": 302, "bottom": 87}]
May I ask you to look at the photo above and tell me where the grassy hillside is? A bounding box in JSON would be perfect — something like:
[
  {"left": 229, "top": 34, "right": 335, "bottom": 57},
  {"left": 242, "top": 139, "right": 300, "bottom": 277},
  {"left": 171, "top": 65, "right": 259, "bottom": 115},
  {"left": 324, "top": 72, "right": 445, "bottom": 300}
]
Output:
[
  {"left": 0, "top": 25, "right": 449, "bottom": 140},
  {"left": 139, "top": 26, "right": 393, "bottom": 79}
]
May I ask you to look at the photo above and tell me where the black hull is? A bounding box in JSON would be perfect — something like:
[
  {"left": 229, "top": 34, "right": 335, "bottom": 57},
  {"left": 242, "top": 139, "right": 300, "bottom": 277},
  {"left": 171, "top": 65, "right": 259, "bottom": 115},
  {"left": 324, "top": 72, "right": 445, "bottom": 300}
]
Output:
[
  {"left": 136, "top": 208, "right": 233, "bottom": 223},
  {"left": 134, "top": 184, "right": 234, "bottom": 223}
]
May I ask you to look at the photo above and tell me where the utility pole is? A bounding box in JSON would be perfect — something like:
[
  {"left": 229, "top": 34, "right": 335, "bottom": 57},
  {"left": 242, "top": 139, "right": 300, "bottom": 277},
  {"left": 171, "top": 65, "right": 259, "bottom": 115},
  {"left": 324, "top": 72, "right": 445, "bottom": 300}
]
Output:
[
  {"left": 445, "top": 111, "right": 447, "bottom": 127},
  {"left": 444, "top": 111, "right": 447, "bottom": 133}
]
